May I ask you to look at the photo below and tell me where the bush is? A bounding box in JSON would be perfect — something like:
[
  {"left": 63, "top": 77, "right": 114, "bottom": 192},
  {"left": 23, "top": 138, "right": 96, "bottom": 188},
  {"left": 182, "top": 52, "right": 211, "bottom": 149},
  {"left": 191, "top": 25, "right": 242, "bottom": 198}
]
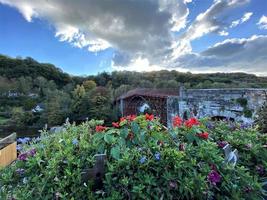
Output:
[{"left": 0, "top": 115, "right": 266, "bottom": 199}]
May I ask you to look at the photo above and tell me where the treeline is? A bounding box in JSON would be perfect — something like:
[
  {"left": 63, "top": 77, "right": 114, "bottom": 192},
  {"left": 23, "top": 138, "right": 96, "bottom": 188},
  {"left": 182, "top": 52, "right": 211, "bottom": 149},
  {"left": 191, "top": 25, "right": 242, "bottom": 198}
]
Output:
[{"left": 1, "top": 54, "right": 267, "bottom": 129}]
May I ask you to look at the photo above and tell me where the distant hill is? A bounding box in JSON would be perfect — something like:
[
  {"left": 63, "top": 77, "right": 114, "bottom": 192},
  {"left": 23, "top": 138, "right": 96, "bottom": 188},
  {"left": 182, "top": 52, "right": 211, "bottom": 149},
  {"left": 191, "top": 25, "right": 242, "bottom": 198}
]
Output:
[
  {"left": 1, "top": 54, "right": 267, "bottom": 89},
  {"left": 0, "top": 55, "right": 72, "bottom": 86}
]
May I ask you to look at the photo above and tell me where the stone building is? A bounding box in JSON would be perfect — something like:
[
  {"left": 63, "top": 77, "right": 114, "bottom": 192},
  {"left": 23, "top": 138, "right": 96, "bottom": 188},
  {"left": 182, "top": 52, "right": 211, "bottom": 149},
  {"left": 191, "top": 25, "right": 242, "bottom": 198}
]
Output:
[{"left": 116, "top": 87, "right": 267, "bottom": 128}]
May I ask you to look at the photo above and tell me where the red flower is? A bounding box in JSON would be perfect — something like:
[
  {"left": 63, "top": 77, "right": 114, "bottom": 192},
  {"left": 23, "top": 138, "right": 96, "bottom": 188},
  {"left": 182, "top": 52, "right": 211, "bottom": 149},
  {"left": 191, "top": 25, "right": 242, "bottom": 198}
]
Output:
[
  {"left": 197, "top": 132, "right": 209, "bottom": 139},
  {"left": 172, "top": 116, "right": 183, "bottom": 127},
  {"left": 145, "top": 113, "right": 154, "bottom": 121},
  {"left": 184, "top": 117, "right": 200, "bottom": 128},
  {"left": 127, "top": 132, "right": 134, "bottom": 140},
  {"left": 126, "top": 115, "right": 136, "bottom": 121},
  {"left": 95, "top": 125, "right": 107, "bottom": 132},
  {"left": 120, "top": 117, "right": 126, "bottom": 123},
  {"left": 112, "top": 122, "right": 120, "bottom": 128}
]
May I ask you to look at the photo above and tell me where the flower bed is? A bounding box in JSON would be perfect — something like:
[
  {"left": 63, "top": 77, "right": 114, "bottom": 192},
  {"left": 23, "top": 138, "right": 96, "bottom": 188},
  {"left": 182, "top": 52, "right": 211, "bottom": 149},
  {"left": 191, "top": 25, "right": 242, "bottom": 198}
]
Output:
[{"left": 0, "top": 115, "right": 267, "bottom": 199}]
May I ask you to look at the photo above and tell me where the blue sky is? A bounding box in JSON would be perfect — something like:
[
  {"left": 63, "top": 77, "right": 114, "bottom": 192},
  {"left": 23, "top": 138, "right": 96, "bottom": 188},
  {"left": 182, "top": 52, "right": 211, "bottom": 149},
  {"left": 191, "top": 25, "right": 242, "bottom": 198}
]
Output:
[{"left": 0, "top": 0, "right": 267, "bottom": 76}]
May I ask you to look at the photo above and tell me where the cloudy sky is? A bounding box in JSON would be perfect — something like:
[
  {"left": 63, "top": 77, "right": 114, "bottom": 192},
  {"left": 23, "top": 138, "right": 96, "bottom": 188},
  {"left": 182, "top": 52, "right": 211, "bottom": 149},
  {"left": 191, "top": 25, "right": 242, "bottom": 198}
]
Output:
[{"left": 0, "top": 0, "right": 267, "bottom": 76}]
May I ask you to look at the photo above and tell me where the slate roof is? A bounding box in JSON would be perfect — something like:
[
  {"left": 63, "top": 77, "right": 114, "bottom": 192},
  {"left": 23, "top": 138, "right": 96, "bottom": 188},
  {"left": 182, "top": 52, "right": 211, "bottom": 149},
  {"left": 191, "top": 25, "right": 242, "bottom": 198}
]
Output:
[{"left": 117, "top": 88, "right": 179, "bottom": 100}]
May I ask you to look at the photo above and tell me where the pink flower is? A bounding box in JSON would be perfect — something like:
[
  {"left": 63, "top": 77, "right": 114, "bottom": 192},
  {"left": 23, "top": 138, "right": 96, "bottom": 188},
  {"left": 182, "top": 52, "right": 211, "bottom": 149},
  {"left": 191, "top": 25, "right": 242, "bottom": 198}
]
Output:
[{"left": 112, "top": 122, "right": 120, "bottom": 128}]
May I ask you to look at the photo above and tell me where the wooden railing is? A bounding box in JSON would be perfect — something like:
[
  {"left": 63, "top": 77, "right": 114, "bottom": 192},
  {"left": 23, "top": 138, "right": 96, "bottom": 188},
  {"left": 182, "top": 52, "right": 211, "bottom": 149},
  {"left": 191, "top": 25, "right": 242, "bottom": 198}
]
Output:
[{"left": 0, "top": 133, "right": 17, "bottom": 168}]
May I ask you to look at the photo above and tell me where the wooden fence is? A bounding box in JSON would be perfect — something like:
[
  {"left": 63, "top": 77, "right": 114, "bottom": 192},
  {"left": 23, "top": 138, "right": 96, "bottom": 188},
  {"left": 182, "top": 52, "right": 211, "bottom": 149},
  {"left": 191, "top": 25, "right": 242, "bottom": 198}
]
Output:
[{"left": 0, "top": 133, "right": 17, "bottom": 168}]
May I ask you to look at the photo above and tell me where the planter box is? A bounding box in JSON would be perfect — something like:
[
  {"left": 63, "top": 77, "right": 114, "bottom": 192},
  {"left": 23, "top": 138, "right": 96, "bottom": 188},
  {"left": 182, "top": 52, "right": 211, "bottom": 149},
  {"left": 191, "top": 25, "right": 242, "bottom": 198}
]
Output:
[{"left": 0, "top": 133, "right": 17, "bottom": 168}]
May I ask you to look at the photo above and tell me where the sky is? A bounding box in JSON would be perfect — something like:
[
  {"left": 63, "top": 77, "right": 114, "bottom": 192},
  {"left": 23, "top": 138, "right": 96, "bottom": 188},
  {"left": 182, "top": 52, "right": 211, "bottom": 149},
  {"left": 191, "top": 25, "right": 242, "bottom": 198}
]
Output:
[{"left": 0, "top": 0, "right": 267, "bottom": 76}]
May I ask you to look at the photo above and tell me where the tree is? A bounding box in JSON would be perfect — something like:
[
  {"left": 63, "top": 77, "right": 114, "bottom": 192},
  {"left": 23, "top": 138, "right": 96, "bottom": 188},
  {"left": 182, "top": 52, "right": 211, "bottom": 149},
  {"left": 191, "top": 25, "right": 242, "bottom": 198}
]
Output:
[{"left": 82, "top": 80, "right": 96, "bottom": 92}]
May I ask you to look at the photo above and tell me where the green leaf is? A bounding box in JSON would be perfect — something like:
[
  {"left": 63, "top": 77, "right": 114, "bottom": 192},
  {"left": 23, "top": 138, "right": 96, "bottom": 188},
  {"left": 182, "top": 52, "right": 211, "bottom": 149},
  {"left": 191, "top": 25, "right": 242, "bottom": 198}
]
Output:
[
  {"left": 104, "top": 134, "right": 115, "bottom": 144},
  {"left": 110, "top": 145, "right": 120, "bottom": 160},
  {"left": 131, "top": 122, "right": 140, "bottom": 135},
  {"left": 120, "top": 128, "right": 129, "bottom": 139}
]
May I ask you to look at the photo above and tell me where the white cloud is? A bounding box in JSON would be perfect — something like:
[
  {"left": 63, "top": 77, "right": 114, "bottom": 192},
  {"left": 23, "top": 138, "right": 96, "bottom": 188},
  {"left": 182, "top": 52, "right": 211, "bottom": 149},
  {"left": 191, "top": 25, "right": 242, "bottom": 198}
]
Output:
[
  {"left": 175, "top": 35, "right": 267, "bottom": 76},
  {"left": 230, "top": 12, "right": 253, "bottom": 27},
  {"left": 2, "top": 0, "right": 265, "bottom": 75},
  {"left": 257, "top": 15, "right": 267, "bottom": 30},
  {"left": 0, "top": 0, "right": 191, "bottom": 67}
]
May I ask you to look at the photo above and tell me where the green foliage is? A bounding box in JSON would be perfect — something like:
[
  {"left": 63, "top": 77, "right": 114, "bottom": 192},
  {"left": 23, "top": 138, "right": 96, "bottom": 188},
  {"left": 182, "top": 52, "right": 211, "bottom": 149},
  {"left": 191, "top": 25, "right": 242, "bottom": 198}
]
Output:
[
  {"left": 236, "top": 98, "right": 248, "bottom": 107},
  {"left": 255, "top": 100, "right": 267, "bottom": 133},
  {"left": 1, "top": 116, "right": 266, "bottom": 199},
  {"left": 83, "top": 80, "right": 97, "bottom": 92}
]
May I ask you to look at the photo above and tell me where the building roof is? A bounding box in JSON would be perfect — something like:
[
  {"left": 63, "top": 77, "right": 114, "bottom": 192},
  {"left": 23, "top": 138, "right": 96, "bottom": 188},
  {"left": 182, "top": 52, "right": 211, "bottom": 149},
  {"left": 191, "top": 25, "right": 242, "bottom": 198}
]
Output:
[{"left": 117, "top": 88, "right": 179, "bottom": 100}]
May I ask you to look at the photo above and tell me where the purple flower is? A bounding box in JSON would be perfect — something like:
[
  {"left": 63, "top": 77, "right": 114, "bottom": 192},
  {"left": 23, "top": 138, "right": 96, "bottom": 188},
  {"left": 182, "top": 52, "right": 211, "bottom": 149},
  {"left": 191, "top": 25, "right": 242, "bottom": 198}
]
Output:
[
  {"left": 154, "top": 152, "right": 160, "bottom": 161},
  {"left": 28, "top": 148, "right": 37, "bottom": 156},
  {"left": 207, "top": 170, "right": 221, "bottom": 186},
  {"left": 15, "top": 168, "right": 25, "bottom": 175},
  {"left": 16, "top": 145, "right": 23, "bottom": 152},
  {"left": 169, "top": 181, "right": 177, "bottom": 189},
  {"left": 72, "top": 138, "right": 79, "bottom": 146},
  {"left": 244, "top": 186, "right": 253, "bottom": 193},
  {"left": 217, "top": 141, "right": 228, "bottom": 148},
  {"left": 18, "top": 153, "right": 28, "bottom": 161},
  {"left": 256, "top": 165, "right": 265, "bottom": 175},
  {"left": 206, "top": 122, "right": 215, "bottom": 130},
  {"left": 17, "top": 137, "right": 31, "bottom": 144},
  {"left": 139, "top": 156, "right": 147, "bottom": 164},
  {"left": 245, "top": 143, "right": 253, "bottom": 149}
]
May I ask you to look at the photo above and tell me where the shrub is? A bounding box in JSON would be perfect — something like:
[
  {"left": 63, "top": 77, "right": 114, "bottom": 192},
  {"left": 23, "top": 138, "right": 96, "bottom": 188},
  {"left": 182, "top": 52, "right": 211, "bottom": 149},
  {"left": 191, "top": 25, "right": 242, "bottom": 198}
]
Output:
[{"left": 0, "top": 115, "right": 266, "bottom": 199}]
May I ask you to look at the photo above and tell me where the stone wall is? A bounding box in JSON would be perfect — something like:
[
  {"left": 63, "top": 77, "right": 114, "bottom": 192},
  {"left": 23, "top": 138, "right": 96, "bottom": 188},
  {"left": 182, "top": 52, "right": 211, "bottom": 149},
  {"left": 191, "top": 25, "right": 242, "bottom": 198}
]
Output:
[{"left": 176, "top": 88, "right": 267, "bottom": 125}]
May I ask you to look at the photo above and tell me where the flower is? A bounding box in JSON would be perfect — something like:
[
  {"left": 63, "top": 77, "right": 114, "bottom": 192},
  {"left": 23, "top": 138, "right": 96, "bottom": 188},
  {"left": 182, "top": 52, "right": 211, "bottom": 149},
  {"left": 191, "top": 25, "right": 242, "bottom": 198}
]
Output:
[
  {"left": 145, "top": 113, "right": 154, "bottom": 121},
  {"left": 197, "top": 132, "right": 209, "bottom": 139},
  {"left": 207, "top": 170, "right": 221, "bottom": 186},
  {"left": 244, "top": 186, "right": 253, "bottom": 193},
  {"left": 72, "top": 138, "right": 79, "bottom": 146},
  {"left": 169, "top": 181, "right": 177, "bottom": 189},
  {"left": 28, "top": 148, "right": 37, "bottom": 156},
  {"left": 184, "top": 118, "right": 200, "bottom": 128},
  {"left": 172, "top": 116, "right": 182, "bottom": 127},
  {"left": 16, "top": 145, "right": 23, "bottom": 152},
  {"left": 120, "top": 117, "right": 126, "bottom": 123},
  {"left": 179, "top": 143, "right": 185, "bottom": 151},
  {"left": 18, "top": 153, "right": 28, "bottom": 161},
  {"left": 217, "top": 141, "right": 228, "bottom": 148},
  {"left": 112, "top": 122, "right": 120, "bottom": 128},
  {"left": 127, "top": 132, "right": 134, "bottom": 140},
  {"left": 95, "top": 125, "right": 107, "bottom": 132},
  {"left": 245, "top": 143, "right": 252, "bottom": 149},
  {"left": 15, "top": 168, "right": 25, "bottom": 175},
  {"left": 256, "top": 165, "right": 265, "bottom": 175},
  {"left": 139, "top": 156, "right": 147, "bottom": 164},
  {"left": 205, "top": 122, "right": 215, "bottom": 130},
  {"left": 126, "top": 115, "right": 136, "bottom": 121},
  {"left": 17, "top": 137, "right": 31, "bottom": 144},
  {"left": 157, "top": 140, "right": 164, "bottom": 146},
  {"left": 154, "top": 152, "right": 160, "bottom": 161}
]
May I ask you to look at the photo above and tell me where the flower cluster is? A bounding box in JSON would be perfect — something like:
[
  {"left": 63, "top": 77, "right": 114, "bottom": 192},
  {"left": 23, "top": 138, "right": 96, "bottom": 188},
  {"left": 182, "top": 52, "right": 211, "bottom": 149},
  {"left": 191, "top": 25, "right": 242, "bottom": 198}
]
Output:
[
  {"left": 184, "top": 117, "right": 200, "bottom": 128},
  {"left": 172, "top": 116, "right": 182, "bottom": 127},
  {"left": 17, "top": 137, "right": 31, "bottom": 144},
  {"left": 95, "top": 125, "right": 107, "bottom": 132},
  {"left": 18, "top": 148, "right": 37, "bottom": 161},
  {"left": 112, "top": 122, "right": 120, "bottom": 128},
  {"left": 207, "top": 169, "right": 221, "bottom": 186},
  {"left": 197, "top": 132, "right": 209, "bottom": 139},
  {"left": 145, "top": 113, "right": 154, "bottom": 121}
]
